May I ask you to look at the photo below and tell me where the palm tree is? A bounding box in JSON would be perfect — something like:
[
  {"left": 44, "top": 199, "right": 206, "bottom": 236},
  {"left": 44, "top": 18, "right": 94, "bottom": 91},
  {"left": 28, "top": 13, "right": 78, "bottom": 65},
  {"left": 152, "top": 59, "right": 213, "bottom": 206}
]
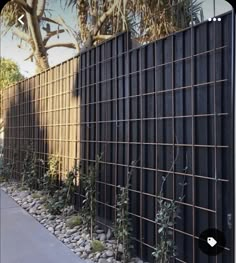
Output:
[
  {"left": 1, "top": 0, "right": 79, "bottom": 73},
  {"left": 64, "top": 0, "right": 204, "bottom": 45}
]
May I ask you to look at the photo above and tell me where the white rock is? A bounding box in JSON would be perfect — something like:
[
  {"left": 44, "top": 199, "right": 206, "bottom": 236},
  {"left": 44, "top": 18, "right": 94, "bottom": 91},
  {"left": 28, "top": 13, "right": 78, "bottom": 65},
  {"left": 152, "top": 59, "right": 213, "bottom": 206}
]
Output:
[
  {"left": 88, "top": 253, "right": 94, "bottom": 259},
  {"left": 105, "top": 250, "right": 114, "bottom": 257},
  {"left": 67, "top": 229, "right": 77, "bottom": 235},
  {"left": 55, "top": 224, "right": 63, "bottom": 230},
  {"left": 106, "top": 229, "right": 112, "bottom": 240},
  {"left": 98, "top": 259, "right": 108, "bottom": 263},
  {"left": 63, "top": 238, "right": 70, "bottom": 243},
  {"left": 77, "top": 238, "right": 85, "bottom": 246},
  {"left": 78, "top": 247, "right": 85, "bottom": 252},
  {"left": 29, "top": 208, "right": 36, "bottom": 214},
  {"left": 67, "top": 243, "right": 75, "bottom": 249},
  {"left": 99, "top": 233, "right": 106, "bottom": 241},
  {"left": 48, "top": 227, "right": 54, "bottom": 233},
  {"left": 95, "top": 253, "right": 101, "bottom": 259},
  {"left": 84, "top": 244, "right": 91, "bottom": 252},
  {"left": 81, "top": 252, "right": 88, "bottom": 259},
  {"left": 18, "top": 191, "right": 29, "bottom": 198},
  {"left": 74, "top": 235, "right": 81, "bottom": 241},
  {"left": 96, "top": 229, "right": 104, "bottom": 234},
  {"left": 118, "top": 244, "right": 123, "bottom": 253}
]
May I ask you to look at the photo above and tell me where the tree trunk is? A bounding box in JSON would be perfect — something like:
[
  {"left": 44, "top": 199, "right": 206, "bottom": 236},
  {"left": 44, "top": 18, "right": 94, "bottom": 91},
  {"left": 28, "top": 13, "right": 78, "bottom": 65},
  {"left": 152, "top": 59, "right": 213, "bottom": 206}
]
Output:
[
  {"left": 26, "top": 0, "right": 49, "bottom": 72},
  {"left": 77, "top": 0, "right": 89, "bottom": 43}
]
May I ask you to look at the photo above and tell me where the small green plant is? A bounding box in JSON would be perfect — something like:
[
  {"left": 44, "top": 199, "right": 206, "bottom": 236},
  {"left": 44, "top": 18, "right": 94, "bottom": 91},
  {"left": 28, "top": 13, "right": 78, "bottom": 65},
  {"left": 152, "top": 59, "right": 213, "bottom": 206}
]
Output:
[
  {"left": 0, "top": 160, "right": 12, "bottom": 182},
  {"left": 80, "top": 154, "right": 102, "bottom": 239},
  {"left": 40, "top": 195, "right": 47, "bottom": 203},
  {"left": 152, "top": 193, "right": 178, "bottom": 262},
  {"left": 31, "top": 192, "right": 42, "bottom": 199},
  {"left": 152, "top": 142, "right": 184, "bottom": 263},
  {"left": 66, "top": 215, "right": 82, "bottom": 228},
  {"left": 42, "top": 155, "right": 59, "bottom": 195},
  {"left": 46, "top": 165, "right": 78, "bottom": 215},
  {"left": 19, "top": 185, "right": 29, "bottom": 191},
  {"left": 114, "top": 161, "right": 137, "bottom": 263},
  {"left": 21, "top": 141, "right": 43, "bottom": 190},
  {"left": 0, "top": 148, "right": 17, "bottom": 182},
  {"left": 0, "top": 175, "right": 5, "bottom": 183},
  {"left": 91, "top": 240, "right": 105, "bottom": 253}
]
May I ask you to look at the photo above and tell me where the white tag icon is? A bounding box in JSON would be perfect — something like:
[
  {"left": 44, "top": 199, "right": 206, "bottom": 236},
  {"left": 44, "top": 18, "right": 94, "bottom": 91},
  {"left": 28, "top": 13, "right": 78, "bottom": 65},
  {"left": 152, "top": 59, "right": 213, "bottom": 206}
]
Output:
[{"left": 207, "top": 237, "right": 217, "bottom": 247}]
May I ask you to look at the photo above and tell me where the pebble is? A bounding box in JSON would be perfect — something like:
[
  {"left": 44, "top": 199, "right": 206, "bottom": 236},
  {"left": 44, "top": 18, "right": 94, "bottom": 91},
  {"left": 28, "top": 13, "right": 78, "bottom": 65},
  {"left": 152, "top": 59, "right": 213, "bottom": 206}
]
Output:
[
  {"left": 48, "top": 227, "right": 54, "bottom": 233},
  {"left": 29, "top": 208, "right": 36, "bottom": 214},
  {"left": 74, "top": 235, "right": 81, "bottom": 241},
  {"left": 55, "top": 224, "right": 63, "bottom": 230},
  {"left": 118, "top": 244, "right": 123, "bottom": 253},
  {"left": 3, "top": 183, "right": 145, "bottom": 263},
  {"left": 85, "top": 244, "right": 91, "bottom": 252},
  {"left": 98, "top": 233, "right": 106, "bottom": 241},
  {"left": 95, "top": 253, "right": 101, "bottom": 259},
  {"left": 98, "top": 259, "right": 108, "bottom": 263},
  {"left": 67, "top": 229, "right": 77, "bottom": 235},
  {"left": 96, "top": 229, "right": 104, "bottom": 234},
  {"left": 63, "top": 238, "right": 70, "bottom": 243},
  {"left": 105, "top": 250, "right": 114, "bottom": 257},
  {"left": 106, "top": 229, "right": 112, "bottom": 240},
  {"left": 81, "top": 252, "right": 88, "bottom": 259},
  {"left": 77, "top": 238, "right": 85, "bottom": 246}
]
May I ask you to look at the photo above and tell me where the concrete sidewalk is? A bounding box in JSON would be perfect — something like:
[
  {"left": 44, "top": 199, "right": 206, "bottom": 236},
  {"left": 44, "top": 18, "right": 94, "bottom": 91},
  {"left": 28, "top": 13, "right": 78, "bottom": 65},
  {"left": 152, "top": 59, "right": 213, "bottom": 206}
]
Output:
[{"left": 0, "top": 189, "right": 85, "bottom": 263}]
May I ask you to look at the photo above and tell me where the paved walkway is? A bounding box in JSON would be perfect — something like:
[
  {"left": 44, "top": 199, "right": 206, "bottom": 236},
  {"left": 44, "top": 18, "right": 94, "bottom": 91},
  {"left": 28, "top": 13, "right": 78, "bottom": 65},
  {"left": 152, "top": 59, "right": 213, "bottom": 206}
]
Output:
[{"left": 0, "top": 189, "right": 85, "bottom": 263}]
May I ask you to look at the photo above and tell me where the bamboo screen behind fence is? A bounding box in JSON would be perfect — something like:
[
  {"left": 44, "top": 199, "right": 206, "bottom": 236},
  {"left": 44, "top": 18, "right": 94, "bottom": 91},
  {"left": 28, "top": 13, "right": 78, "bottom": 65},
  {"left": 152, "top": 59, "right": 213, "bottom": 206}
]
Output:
[{"left": 3, "top": 57, "right": 79, "bottom": 179}]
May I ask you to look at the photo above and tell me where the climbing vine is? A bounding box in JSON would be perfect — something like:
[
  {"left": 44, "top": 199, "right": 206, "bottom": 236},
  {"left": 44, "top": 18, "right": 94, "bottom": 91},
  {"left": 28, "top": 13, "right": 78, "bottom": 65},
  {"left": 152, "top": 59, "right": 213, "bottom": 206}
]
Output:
[{"left": 80, "top": 154, "right": 102, "bottom": 239}]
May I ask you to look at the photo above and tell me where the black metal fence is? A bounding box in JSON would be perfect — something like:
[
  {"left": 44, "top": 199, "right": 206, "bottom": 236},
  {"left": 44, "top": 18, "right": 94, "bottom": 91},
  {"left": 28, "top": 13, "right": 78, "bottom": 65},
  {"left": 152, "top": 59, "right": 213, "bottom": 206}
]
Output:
[
  {"left": 3, "top": 11, "right": 234, "bottom": 263},
  {"left": 75, "top": 12, "right": 234, "bottom": 263}
]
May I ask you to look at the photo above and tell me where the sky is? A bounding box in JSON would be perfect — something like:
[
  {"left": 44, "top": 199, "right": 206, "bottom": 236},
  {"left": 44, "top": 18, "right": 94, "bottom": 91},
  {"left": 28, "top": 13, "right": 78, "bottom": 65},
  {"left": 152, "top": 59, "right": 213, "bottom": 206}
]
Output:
[
  {"left": 0, "top": 0, "right": 233, "bottom": 78},
  {"left": 0, "top": 0, "right": 79, "bottom": 76}
]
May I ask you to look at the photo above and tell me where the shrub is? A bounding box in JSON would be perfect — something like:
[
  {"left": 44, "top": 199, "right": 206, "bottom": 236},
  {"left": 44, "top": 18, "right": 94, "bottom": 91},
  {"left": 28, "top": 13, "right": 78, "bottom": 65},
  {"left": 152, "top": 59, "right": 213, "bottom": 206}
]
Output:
[
  {"left": 42, "top": 155, "right": 59, "bottom": 195},
  {"left": 80, "top": 154, "right": 102, "bottom": 239},
  {"left": 21, "top": 141, "right": 43, "bottom": 190},
  {"left": 91, "top": 240, "right": 105, "bottom": 253},
  {"left": 0, "top": 148, "right": 17, "bottom": 182},
  {"left": 31, "top": 192, "right": 42, "bottom": 199},
  {"left": 46, "top": 165, "right": 78, "bottom": 215},
  {"left": 152, "top": 197, "right": 178, "bottom": 262},
  {"left": 66, "top": 215, "right": 82, "bottom": 228},
  {"left": 114, "top": 162, "right": 137, "bottom": 263},
  {"left": 0, "top": 161, "right": 12, "bottom": 182}
]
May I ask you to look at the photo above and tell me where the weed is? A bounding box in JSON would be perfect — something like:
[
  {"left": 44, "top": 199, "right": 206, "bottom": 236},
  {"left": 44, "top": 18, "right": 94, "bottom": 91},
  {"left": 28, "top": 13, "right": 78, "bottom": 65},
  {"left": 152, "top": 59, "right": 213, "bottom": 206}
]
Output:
[
  {"left": 42, "top": 155, "right": 59, "bottom": 195},
  {"left": 0, "top": 148, "right": 17, "bottom": 182},
  {"left": 31, "top": 192, "right": 42, "bottom": 199},
  {"left": 66, "top": 215, "right": 83, "bottom": 228},
  {"left": 21, "top": 141, "right": 43, "bottom": 190},
  {"left": 114, "top": 161, "right": 137, "bottom": 263},
  {"left": 46, "top": 165, "right": 78, "bottom": 215},
  {"left": 152, "top": 193, "right": 179, "bottom": 262},
  {"left": 80, "top": 154, "right": 102, "bottom": 239},
  {"left": 152, "top": 140, "right": 184, "bottom": 263},
  {"left": 91, "top": 240, "right": 105, "bottom": 253}
]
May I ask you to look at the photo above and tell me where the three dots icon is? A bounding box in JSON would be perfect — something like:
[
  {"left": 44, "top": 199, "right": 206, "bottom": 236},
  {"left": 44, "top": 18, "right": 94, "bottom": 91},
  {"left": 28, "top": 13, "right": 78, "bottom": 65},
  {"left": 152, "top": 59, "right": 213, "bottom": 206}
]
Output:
[{"left": 208, "top": 17, "right": 221, "bottom": 22}]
